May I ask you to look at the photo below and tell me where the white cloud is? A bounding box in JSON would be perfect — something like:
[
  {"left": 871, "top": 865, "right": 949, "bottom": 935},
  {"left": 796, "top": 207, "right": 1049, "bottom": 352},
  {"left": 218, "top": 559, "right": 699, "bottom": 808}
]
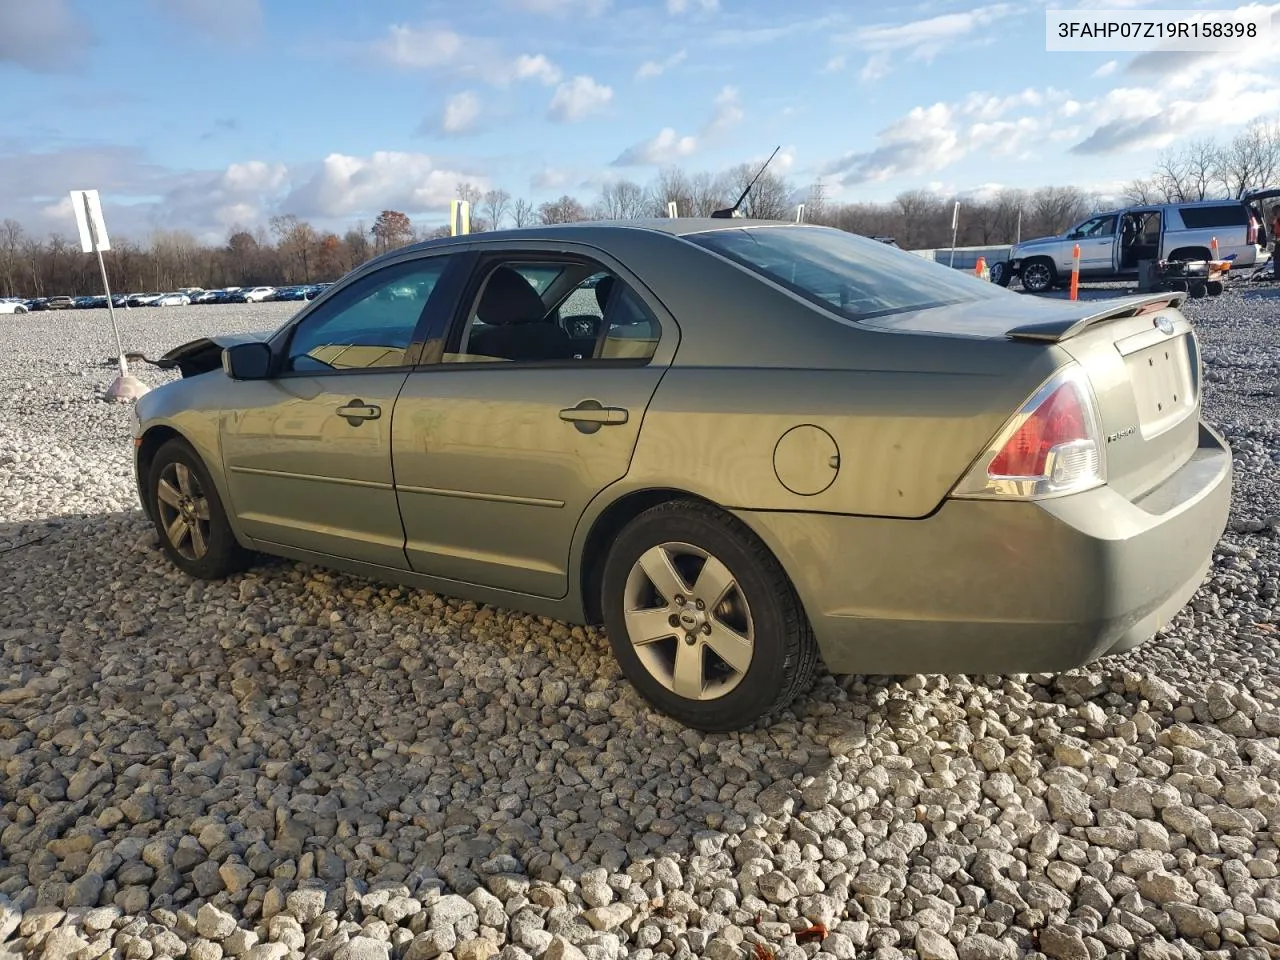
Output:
[
  {"left": 285, "top": 151, "right": 488, "bottom": 219},
  {"left": 822, "top": 93, "right": 1046, "bottom": 185},
  {"left": 513, "top": 53, "right": 563, "bottom": 85},
  {"left": 704, "top": 85, "right": 744, "bottom": 136},
  {"left": 612, "top": 84, "right": 744, "bottom": 166},
  {"left": 0, "top": 0, "right": 91, "bottom": 71},
  {"left": 440, "top": 91, "right": 483, "bottom": 135},
  {"left": 840, "top": 4, "right": 1014, "bottom": 80},
  {"left": 822, "top": 55, "right": 846, "bottom": 74},
  {"left": 860, "top": 54, "right": 890, "bottom": 83},
  {"left": 160, "top": 160, "right": 290, "bottom": 237},
  {"left": 636, "top": 49, "right": 687, "bottom": 79},
  {"left": 160, "top": 0, "right": 262, "bottom": 41},
  {"left": 505, "top": 0, "right": 609, "bottom": 14},
  {"left": 547, "top": 75, "right": 613, "bottom": 122},
  {"left": 667, "top": 0, "right": 718, "bottom": 12},
  {"left": 375, "top": 23, "right": 561, "bottom": 87},
  {"left": 1093, "top": 59, "right": 1118, "bottom": 78},
  {"left": 613, "top": 128, "right": 700, "bottom": 165},
  {"left": 532, "top": 167, "right": 572, "bottom": 190},
  {"left": 1068, "top": 28, "right": 1280, "bottom": 155},
  {"left": 847, "top": 4, "right": 1013, "bottom": 56}
]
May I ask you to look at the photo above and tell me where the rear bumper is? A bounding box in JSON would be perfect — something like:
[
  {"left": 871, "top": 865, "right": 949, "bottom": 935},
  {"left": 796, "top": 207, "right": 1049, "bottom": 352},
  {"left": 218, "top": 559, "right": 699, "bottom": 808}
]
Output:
[{"left": 736, "top": 421, "right": 1232, "bottom": 676}]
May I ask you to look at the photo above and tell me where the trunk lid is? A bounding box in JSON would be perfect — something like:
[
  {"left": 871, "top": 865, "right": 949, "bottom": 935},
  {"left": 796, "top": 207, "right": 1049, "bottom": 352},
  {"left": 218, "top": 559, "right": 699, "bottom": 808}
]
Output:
[{"left": 863, "top": 292, "right": 1201, "bottom": 501}]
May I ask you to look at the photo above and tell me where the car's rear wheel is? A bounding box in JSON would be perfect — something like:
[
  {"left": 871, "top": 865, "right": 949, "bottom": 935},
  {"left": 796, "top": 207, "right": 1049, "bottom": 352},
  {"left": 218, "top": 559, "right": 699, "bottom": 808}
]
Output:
[
  {"left": 990, "top": 261, "right": 1012, "bottom": 287},
  {"left": 601, "top": 500, "right": 818, "bottom": 731},
  {"left": 1021, "top": 258, "right": 1056, "bottom": 293},
  {"left": 149, "top": 438, "right": 249, "bottom": 580}
]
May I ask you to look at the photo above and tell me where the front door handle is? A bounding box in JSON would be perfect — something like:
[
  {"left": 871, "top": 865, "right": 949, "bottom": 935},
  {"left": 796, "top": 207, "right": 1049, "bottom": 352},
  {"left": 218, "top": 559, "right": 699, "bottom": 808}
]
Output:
[
  {"left": 337, "top": 400, "right": 381, "bottom": 425},
  {"left": 560, "top": 400, "right": 629, "bottom": 433},
  {"left": 560, "top": 403, "right": 628, "bottom": 425}
]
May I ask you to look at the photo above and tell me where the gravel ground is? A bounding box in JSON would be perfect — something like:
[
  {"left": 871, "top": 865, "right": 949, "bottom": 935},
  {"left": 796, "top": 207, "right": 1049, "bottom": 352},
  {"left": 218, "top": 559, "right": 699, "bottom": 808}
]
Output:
[{"left": 1, "top": 288, "right": 1278, "bottom": 960}]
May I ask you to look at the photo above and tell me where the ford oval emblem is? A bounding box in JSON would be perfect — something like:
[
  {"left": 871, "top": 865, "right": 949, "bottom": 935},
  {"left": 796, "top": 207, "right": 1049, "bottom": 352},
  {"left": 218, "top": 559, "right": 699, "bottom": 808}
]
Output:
[{"left": 1155, "top": 316, "right": 1175, "bottom": 335}]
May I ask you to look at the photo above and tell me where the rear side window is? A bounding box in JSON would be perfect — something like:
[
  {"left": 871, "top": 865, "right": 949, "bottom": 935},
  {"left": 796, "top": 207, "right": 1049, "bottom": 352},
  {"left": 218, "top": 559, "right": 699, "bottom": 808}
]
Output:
[
  {"left": 688, "top": 225, "right": 1002, "bottom": 323},
  {"left": 1178, "top": 205, "right": 1246, "bottom": 228}
]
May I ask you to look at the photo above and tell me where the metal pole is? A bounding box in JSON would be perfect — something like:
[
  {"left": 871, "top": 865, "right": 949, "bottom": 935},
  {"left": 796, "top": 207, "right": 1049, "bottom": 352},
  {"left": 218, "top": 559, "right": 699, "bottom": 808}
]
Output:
[
  {"left": 1015, "top": 209, "right": 1022, "bottom": 245},
  {"left": 97, "top": 250, "right": 127, "bottom": 379},
  {"left": 949, "top": 201, "right": 959, "bottom": 268},
  {"left": 83, "top": 192, "right": 127, "bottom": 379}
]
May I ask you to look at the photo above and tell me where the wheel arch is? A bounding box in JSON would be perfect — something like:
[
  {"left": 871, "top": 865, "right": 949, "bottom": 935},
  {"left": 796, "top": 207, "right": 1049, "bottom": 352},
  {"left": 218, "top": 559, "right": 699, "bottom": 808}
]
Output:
[
  {"left": 136, "top": 424, "right": 186, "bottom": 522},
  {"left": 1167, "top": 246, "right": 1212, "bottom": 262},
  {"left": 579, "top": 487, "right": 746, "bottom": 625}
]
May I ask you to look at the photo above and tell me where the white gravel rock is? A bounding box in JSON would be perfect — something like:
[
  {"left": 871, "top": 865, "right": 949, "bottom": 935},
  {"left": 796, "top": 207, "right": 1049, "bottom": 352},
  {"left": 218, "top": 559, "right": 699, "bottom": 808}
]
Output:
[{"left": 0, "top": 293, "right": 1278, "bottom": 957}]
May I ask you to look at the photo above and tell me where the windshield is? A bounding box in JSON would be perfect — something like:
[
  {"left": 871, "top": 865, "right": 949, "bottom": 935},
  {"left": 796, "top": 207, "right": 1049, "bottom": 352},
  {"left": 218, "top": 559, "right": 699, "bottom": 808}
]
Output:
[{"left": 687, "top": 225, "right": 1003, "bottom": 322}]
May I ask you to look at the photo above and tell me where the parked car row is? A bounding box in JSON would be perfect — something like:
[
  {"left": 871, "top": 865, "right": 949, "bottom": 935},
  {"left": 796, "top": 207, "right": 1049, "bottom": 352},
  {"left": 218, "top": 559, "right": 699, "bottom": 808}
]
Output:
[{"left": 2, "top": 283, "right": 334, "bottom": 313}]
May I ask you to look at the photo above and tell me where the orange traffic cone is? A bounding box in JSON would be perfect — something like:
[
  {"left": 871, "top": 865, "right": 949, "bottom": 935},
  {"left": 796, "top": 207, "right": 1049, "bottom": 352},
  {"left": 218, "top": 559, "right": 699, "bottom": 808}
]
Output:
[{"left": 974, "top": 256, "right": 989, "bottom": 281}]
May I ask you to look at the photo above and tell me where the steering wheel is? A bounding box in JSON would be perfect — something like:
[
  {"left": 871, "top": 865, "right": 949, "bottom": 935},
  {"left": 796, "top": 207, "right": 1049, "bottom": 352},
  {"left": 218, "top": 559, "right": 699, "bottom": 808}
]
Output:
[{"left": 561, "top": 313, "right": 601, "bottom": 339}]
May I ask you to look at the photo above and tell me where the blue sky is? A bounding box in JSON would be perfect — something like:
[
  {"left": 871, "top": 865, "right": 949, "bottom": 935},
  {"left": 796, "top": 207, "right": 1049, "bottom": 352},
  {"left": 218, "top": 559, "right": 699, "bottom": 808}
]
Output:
[{"left": 2, "top": 0, "right": 1277, "bottom": 242}]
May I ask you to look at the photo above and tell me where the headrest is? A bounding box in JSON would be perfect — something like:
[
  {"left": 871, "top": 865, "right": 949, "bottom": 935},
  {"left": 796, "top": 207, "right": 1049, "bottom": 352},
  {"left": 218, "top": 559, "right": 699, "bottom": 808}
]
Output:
[
  {"left": 478, "top": 267, "right": 546, "bottom": 326},
  {"left": 594, "top": 275, "right": 615, "bottom": 314}
]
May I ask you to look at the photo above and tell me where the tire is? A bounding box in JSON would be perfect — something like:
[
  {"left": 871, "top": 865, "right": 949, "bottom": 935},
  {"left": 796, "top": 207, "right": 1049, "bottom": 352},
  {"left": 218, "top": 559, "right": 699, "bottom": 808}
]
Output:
[
  {"left": 14, "top": 306, "right": 26, "bottom": 314},
  {"left": 600, "top": 500, "right": 819, "bottom": 732},
  {"left": 148, "top": 438, "right": 250, "bottom": 580},
  {"left": 1207, "top": 280, "right": 1224, "bottom": 296},
  {"left": 1021, "top": 258, "right": 1056, "bottom": 294},
  {"left": 1189, "top": 282, "right": 1207, "bottom": 299},
  {"left": 990, "top": 261, "right": 1012, "bottom": 287}
]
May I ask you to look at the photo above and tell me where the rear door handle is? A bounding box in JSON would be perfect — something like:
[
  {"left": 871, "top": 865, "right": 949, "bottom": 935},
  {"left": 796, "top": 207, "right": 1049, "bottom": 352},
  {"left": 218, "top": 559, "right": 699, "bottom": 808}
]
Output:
[
  {"left": 559, "top": 401, "right": 629, "bottom": 432},
  {"left": 337, "top": 400, "right": 381, "bottom": 425}
]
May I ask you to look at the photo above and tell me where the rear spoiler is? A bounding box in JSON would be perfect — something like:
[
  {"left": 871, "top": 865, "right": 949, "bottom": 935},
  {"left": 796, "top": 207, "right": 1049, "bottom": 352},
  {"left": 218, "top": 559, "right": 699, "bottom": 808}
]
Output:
[{"left": 1005, "top": 292, "right": 1186, "bottom": 344}]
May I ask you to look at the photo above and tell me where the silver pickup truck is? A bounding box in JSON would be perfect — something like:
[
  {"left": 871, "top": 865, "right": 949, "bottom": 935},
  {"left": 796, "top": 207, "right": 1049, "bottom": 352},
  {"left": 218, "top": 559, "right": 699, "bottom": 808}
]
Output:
[{"left": 994, "top": 191, "right": 1280, "bottom": 292}]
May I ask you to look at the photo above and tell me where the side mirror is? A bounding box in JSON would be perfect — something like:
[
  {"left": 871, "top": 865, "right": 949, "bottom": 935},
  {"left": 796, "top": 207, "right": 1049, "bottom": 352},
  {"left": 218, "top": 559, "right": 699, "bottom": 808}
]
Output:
[
  {"left": 1067, "top": 231, "right": 1082, "bottom": 240},
  {"left": 222, "top": 342, "right": 273, "bottom": 380}
]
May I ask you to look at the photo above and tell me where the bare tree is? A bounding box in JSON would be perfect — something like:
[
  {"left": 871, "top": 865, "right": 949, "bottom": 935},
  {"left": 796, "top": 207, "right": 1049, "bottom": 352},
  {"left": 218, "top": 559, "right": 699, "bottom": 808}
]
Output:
[
  {"left": 725, "top": 162, "right": 792, "bottom": 220},
  {"left": 594, "top": 180, "right": 650, "bottom": 219},
  {"left": 481, "top": 189, "right": 512, "bottom": 231},
  {"left": 0, "top": 219, "right": 22, "bottom": 298},
  {"left": 269, "top": 215, "right": 318, "bottom": 283},
  {"left": 687, "top": 171, "right": 731, "bottom": 217},
  {"left": 649, "top": 167, "right": 694, "bottom": 217},
  {"left": 1214, "top": 117, "right": 1280, "bottom": 198},
  {"left": 371, "top": 210, "right": 413, "bottom": 254},
  {"left": 1029, "top": 186, "right": 1092, "bottom": 237},
  {"left": 511, "top": 198, "right": 535, "bottom": 227},
  {"left": 894, "top": 190, "right": 945, "bottom": 248},
  {"left": 538, "top": 195, "right": 587, "bottom": 224}
]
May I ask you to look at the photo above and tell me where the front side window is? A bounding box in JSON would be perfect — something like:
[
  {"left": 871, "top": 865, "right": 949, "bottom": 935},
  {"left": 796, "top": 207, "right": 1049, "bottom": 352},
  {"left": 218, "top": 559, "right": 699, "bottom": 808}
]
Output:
[
  {"left": 285, "top": 257, "right": 450, "bottom": 373},
  {"left": 689, "top": 225, "right": 1002, "bottom": 323},
  {"left": 1078, "top": 215, "right": 1117, "bottom": 237}
]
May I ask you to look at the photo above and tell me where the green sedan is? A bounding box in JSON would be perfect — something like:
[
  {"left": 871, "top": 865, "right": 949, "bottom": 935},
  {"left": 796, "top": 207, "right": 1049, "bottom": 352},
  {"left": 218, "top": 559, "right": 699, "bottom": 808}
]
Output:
[{"left": 131, "top": 219, "right": 1232, "bottom": 731}]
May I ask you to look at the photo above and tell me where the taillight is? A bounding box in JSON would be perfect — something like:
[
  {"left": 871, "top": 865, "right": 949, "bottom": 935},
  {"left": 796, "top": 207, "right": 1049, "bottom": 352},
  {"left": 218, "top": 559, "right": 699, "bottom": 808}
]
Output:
[{"left": 951, "top": 364, "right": 1105, "bottom": 499}]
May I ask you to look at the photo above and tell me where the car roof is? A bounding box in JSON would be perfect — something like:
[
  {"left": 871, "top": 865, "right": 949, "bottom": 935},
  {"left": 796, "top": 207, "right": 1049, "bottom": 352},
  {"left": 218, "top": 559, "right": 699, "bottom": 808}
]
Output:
[{"left": 365, "top": 217, "right": 805, "bottom": 264}]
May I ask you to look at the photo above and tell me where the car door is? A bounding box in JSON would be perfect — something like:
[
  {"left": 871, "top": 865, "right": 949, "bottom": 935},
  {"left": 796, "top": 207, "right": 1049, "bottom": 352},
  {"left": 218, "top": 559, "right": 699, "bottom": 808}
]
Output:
[
  {"left": 1071, "top": 214, "right": 1118, "bottom": 274},
  {"left": 391, "top": 248, "right": 678, "bottom": 599},
  {"left": 220, "top": 252, "right": 461, "bottom": 568}
]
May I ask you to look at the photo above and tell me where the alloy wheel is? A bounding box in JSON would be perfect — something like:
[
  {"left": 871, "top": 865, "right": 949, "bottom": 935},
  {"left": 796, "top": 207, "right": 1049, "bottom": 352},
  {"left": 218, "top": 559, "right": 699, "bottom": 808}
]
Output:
[
  {"left": 1023, "top": 262, "right": 1053, "bottom": 292},
  {"left": 622, "top": 541, "right": 755, "bottom": 701},
  {"left": 155, "top": 461, "right": 211, "bottom": 561}
]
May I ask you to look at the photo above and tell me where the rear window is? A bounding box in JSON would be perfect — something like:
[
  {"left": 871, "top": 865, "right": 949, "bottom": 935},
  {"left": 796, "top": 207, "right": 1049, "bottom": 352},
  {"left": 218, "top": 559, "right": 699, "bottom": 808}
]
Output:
[
  {"left": 687, "top": 225, "right": 1002, "bottom": 322},
  {"left": 1178, "top": 204, "right": 1246, "bottom": 228}
]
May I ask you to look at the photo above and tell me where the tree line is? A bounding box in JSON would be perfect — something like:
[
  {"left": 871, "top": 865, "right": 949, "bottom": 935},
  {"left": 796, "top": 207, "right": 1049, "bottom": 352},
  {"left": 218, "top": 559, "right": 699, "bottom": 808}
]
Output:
[{"left": 3, "top": 116, "right": 1277, "bottom": 299}]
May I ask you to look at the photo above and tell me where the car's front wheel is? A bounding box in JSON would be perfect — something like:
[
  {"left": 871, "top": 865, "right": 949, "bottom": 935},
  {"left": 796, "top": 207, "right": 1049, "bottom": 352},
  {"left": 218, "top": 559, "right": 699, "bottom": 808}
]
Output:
[
  {"left": 1021, "top": 257, "right": 1057, "bottom": 293},
  {"left": 148, "top": 438, "right": 250, "bottom": 580},
  {"left": 601, "top": 500, "right": 819, "bottom": 731},
  {"left": 990, "top": 260, "right": 1012, "bottom": 287}
]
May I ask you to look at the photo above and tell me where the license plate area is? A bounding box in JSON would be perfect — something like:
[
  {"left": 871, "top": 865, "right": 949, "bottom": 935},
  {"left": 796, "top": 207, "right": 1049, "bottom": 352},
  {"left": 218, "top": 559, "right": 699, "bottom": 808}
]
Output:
[{"left": 1125, "top": 334, "right": 1195, "bottom": 438}]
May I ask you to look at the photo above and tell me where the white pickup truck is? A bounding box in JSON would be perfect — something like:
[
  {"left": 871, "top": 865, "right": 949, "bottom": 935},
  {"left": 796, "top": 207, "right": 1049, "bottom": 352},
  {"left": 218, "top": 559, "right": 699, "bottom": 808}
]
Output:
[{"left": 994, "top": 191, "right": 1280, "bottom": 292}]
